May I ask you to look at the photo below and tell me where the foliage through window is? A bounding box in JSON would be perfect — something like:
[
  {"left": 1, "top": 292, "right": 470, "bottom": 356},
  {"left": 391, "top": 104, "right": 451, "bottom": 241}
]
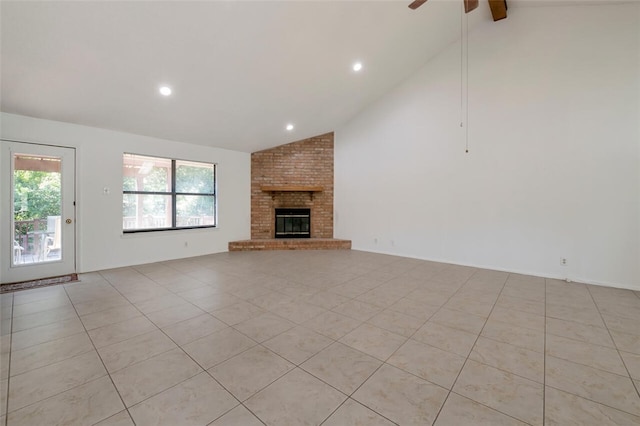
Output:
[{"left": 123, "top": 154, "right": 216, "bottom": 232}]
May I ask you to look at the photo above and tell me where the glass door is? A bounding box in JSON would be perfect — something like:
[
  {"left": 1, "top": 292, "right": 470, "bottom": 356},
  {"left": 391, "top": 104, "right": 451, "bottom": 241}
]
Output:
[{"left": 1, "top": 141, "right": 76, "bottom": 283}]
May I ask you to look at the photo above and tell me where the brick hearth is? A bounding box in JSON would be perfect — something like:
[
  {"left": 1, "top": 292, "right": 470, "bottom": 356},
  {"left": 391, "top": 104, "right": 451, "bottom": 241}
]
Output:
[{"left": 229, "top": 238, "right": 351, "bottom": 251}]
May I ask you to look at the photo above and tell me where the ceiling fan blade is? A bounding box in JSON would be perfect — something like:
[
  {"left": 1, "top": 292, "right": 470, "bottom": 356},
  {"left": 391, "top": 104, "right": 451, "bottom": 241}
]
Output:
[
  {"left": 408, "top": 0, "right": 428, "bottom": 10},
  {"left": 464, "top": 0, "right": 479, "bottom": 13}
]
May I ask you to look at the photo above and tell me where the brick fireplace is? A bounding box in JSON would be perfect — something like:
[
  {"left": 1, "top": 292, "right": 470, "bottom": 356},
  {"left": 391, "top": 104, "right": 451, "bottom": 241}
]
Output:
[{"left": 229, "top": 132, "right": 350, "bottom": 251}]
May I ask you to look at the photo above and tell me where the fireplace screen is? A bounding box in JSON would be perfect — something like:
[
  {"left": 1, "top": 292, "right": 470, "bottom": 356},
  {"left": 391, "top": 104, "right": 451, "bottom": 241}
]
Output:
[{"left": 275, "top": 208, "right": 310, "bottom": 238}]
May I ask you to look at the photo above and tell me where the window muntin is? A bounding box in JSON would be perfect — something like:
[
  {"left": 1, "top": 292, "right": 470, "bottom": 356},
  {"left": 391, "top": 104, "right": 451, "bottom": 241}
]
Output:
[{"left": 122, "top": 154, "right": 216, "bottom": 232}]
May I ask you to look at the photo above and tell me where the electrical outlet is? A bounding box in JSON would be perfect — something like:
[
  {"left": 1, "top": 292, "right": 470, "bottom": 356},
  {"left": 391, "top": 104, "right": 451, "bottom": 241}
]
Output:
[{"left": 560, "top": 258, "right": 567, "bottom": 266}]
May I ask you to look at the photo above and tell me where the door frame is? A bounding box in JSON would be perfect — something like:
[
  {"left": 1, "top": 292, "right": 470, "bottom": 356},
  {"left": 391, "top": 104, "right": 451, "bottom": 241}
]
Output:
[{"left": 1, "top": 139, "right": 77, "bottom": 284}]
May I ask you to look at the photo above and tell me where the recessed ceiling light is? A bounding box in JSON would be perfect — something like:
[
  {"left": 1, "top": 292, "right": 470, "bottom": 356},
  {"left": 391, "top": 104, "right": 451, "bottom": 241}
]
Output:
[
  {"left": 159, "top": 86, "right": 172, "bottom": 96},
  {"left": 352, "top": 62, "right": 363, "bottom": 72},
  {"left": 286, "top": 124, "right": 294, "bottom": 131}
]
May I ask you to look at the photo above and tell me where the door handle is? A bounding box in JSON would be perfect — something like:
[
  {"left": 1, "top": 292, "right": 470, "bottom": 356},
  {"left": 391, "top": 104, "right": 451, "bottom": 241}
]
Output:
[{"left": 66, "top": 218, "right": 72, "bottom": 224}]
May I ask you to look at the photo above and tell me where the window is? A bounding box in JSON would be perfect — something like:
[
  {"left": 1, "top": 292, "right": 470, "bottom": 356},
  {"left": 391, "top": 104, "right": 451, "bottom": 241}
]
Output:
[{"left": 123, "top": 154, "right": 216, "bottom": 232}]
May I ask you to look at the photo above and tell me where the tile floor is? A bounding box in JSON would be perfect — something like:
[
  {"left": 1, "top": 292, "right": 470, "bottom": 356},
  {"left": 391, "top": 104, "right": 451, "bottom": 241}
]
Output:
[{"left": 1, "top": 250, "right": 640, "bottom": 425}]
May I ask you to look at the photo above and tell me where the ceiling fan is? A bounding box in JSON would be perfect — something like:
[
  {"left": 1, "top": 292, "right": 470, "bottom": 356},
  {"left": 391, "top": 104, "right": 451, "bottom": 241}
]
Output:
[{"left": 409, "top": 0, "right": 508, "bottom": 21}]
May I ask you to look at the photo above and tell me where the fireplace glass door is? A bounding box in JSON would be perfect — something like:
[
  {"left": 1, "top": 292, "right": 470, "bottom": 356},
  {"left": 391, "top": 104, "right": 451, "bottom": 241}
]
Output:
[{"left": 275, "top": 208, "right": 310, "bottom": 238}]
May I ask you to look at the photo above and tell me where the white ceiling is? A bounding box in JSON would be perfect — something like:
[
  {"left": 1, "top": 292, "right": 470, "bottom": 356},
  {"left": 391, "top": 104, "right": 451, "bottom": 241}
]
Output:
[{"left": 0, "top": 0, "right": 624, "bottom": 152}]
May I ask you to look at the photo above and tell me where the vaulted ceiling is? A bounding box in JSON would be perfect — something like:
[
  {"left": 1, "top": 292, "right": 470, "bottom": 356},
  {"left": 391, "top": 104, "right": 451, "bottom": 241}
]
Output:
[{"left": 0, "top": 1, "right": 619, "bottom": 152}]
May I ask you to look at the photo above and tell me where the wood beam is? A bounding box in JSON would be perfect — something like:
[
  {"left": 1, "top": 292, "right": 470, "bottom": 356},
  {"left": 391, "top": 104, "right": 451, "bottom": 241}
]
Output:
[
  {"left": 408, "top": 0, "right": 428, "bottom": 10},
  {"left": 488, "top": 0, "right": 508, "bottom": 21},
  {"left": 464, "top": 0, "right": 479, "bottom": 14}
]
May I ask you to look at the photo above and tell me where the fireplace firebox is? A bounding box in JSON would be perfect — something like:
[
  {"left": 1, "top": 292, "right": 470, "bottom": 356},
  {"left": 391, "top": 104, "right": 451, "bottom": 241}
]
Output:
[{"left": 275, "top": 208, "right": 310, "bottom": 239}]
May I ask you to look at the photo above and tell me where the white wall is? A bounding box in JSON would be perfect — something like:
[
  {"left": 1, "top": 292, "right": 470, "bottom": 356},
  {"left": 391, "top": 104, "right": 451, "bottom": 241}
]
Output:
[
  {"left": 335, "top": 3, "right": 640, "bottom": 290},
  {"left": 1, "top": 113, "right": 251, "bottom": 277}
]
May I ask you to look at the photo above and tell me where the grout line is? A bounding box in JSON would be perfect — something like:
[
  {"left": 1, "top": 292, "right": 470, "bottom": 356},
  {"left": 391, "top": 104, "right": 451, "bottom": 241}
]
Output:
[
  {"left": 61, "top": 282, "right": 137, "bottom": 426},
  {"left": 543, "top": 278, "right": 548, "bottom": 425},
  {"left": 430, "top": 270, "right": 511, "bottom": 424},
  {"left": 586, "top": 285, "right": 640, "bottom": 401},
  {"left": 2, "top": 295, "right": 15, "bottom": 426}
]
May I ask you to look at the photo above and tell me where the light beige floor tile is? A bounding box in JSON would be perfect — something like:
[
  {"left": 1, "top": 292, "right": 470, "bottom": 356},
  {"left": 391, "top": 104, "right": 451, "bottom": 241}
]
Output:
[
  {"left": 621, "top": 351, "right": 640, "bottom": 380},
  {"left": 110, "top": 348, "right": 202, "bottom": 407},
  {"left": 1, "top": 378, "right": 6, "bottom": 416},
  {"left": 12, "top": 287, "right": 67, "bottom": 306},
  {"left": 435, "top": 393, "right": 528, "bottom": 426},
  {"left": 501, "top": 286, "right": 545, "bottom": 304},
  {"left": 80, "top": 304, "right": 141, "bottom": 331},
  {"left": 119, "top": 285, "right": 173, "bottom": 305},
  {"left": 11, "top": 296, "right": 71, "bottom": 317},
  {"left": 245, "top": 368, "right": 346, "bottom": 426},
  {"left": 0, "top": 340, "right": 9, "bottom": 380},
  {"left": 234, "top": 312, "right": 295, "bottom": 342},
  {"left": 65, "top": 285, "right": 121, "bottom": 305},
  {"left": 303, "top": 311, "right": 362, "bottom": 340},
  {"left": 73, "top": 295, "right": 131, "bottom": 316},
  {"left": 388, "top": 339, "right": 466, "bottom": 389},
  {"left": 546, "top": 355, "right": 640, "bottom": 416},
  {"left": 430, "top": 308, "right": 485, "bottom": 335},
  {"left": 10, "top": 316, "right": 84, "bottom": 351},
  {"left": 481, "top": 319, "right": 545, "bottom": 353},
  {"left": 340, "top": 323, "right": 406, "bottom": 361},
  {"left": 367, "top": 309, "right": 424, "bottom": 337},
  {"left": 546, "top": 333, "right": 627, "bottom": 376},
  {"left": 8, "top": 350, "right": 106, "bottom": 412},
  {"left": 182, "top": 326, "right": 256, "bottom": 369},
  {"left": 453, "top": 359, "right": 543, "bottom": 425},
  {"left": 323, "top": 398, "right": 395, "bottom": 426},
  {"left": 228, "top": 283, "right": 272, "bottom": 300},
  {"left": 495, "top": 294, "right": 545, "bottom": 316},
  {"left": 301, "top": 342, "right": 381, "bottom": 395},
  {"left": 387, "top": 297, "right": 439, "bottom": 321},
  {"left": 192, "top": 292, "right": 244, "bottom": 312},
  {"left": 98, "top": 329, "right": 177, "bottom": 373},
  {"left": 176, "top": 285, "right": 224, "bottom": 302},
  {"left": 6, "top": 376, "right": 123, "bottom": 426},
  {"left": 94, "top": 410, "right": 135, "bottom": 426},
  {"left": 0, "top": 317, "right": 11, "bottom": 337},
  {"left": 10, "top": 332, "right": 94, "bottom": 376},
  {"left": 469, "top": 336, "right": 544, "bottom": 383},
  {"left": 407, "top": 288, "right": 455, "bottom": 307},
  {"left": 88, "top": 316, "right": 157, "bottom": 348},
  {"left": 133, "top": 294, "right": 188, "bottom": 315},
  {"left": 355, "top": 288, "right": 403, "bottom": 308},
  {"left": 272, "top": 300, "right": 327, "bottom": 324},
  {"left": 248, "top": 291, "right": 295, "bottom": 311},
  {"left": 603, "top": 314, "right": 640, "bottom": 336},
  {"left": 332, "top": 299, "right": 382, "bottom": 321},
  {"left": 303, "top": 290, "right": 350, "bottom": 310},
  {"left": 488, "top": 307, "right": 545, "bottom": 331},
  {"left": 211, "top": 301, "right": 265, "bottom": 325},
  {"left": 11, "top": 305, "right": 78, "bottom": 333},
  {"left": 279, "top": 284, "right": 320, "bottom": 299},
  {"left": 161, "top": 313, "right": 227, "bottom": 346},
  {"left": 129, "top": 372, "right": 238, "bottom": 425},
  {"left": 546, "top": 317, "right": 614, "bottom": 348},
  {"left": 145, "top": 303, "right": 204, "bottom": 328},
  {"left": 547, "top": 303, "right": 605, "bottom": 328},
  {"left": 328, "top": 282, "right": 371, "bottom": 298},
  {"left": 209, "top": 405, "right": 263, "bottom": 426},
  {"left": 209, "top": 345, "right": 294, "bottom": 401},
  {"left": 610, "top": 330, "right": 640, "bottom": 354},
  {"left": 263, "top": 326, "right": 333, "bottom": 365},
  {"left": 353, "top": 363, "right": 448, "bottom": 425},
  {"left": 545, "top": 386, "right": 640, "bottom": 425},
  {"left": 413, "top": 321, "right": 478, "bottom": 357}
]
